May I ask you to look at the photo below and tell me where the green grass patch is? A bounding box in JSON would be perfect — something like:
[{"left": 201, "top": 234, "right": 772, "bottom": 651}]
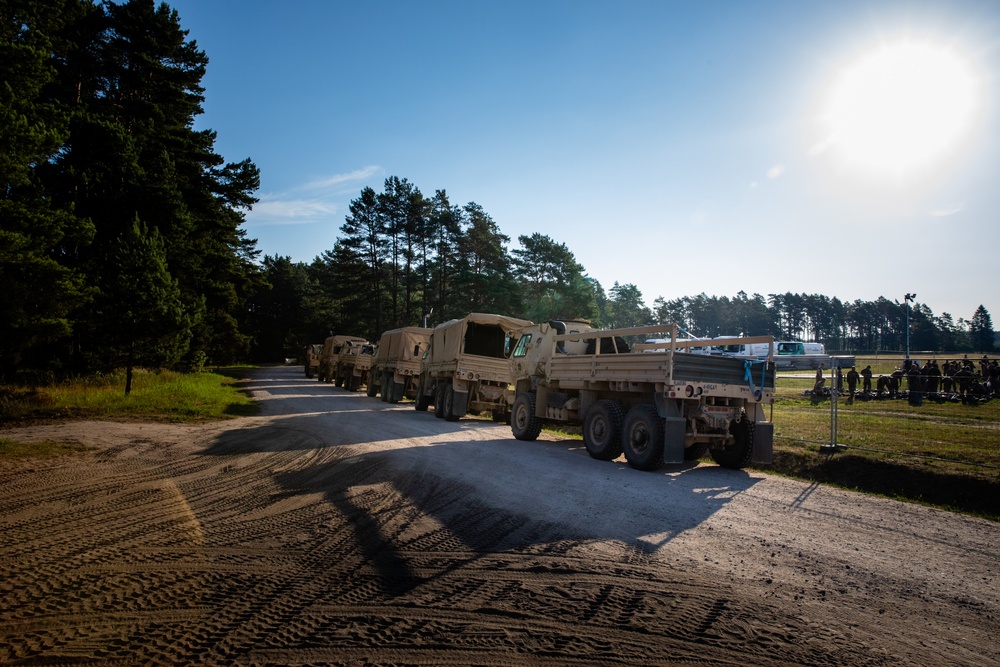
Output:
[
  {"left": 0, "top": 437, "right": 95, "bottom": 459},
  {"left": 0, "top": 368, "right": 259, "bottom": 424},
  {"left": 766, "top": 376, "right": 1000, "bottom": 519}
]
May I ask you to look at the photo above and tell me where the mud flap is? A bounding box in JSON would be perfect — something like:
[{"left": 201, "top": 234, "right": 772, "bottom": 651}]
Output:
[
  {"left": 752, "top": 422, "right": 773, "bottom": 465},
  {"left": 452, "top": 390, "right": 470, "bottom": 417},
  {"left": 662, "top": 417, "right": 686, "bottom": 464}
]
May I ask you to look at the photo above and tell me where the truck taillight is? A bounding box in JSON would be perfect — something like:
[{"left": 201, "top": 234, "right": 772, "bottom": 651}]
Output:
[{"left": 685, "top": 385, "right": 694, "bottom": 397}]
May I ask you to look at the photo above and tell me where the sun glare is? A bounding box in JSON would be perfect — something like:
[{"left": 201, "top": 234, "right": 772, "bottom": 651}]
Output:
[{"left": 820, "top": 40, "right": 977, "bottom": 177}]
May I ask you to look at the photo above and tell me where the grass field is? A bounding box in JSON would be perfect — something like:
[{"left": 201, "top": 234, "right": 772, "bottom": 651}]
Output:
[
  {"left": 0, "top": 368, "right": 258, "bottom": 424},
  {"left": 769, "top": 356, "right": 999, "bottom": 519}
]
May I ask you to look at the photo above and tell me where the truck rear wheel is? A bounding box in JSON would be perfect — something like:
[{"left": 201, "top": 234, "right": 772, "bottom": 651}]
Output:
[
  {"left": 434, "top": 383, "right": 447, "bottom": 418},
  {"left": 366, "top": 376, "right": 378, "bottom": 397},
  {"left": 583, "top": 400, "right": 624, "bottom": 461},
  {"left": 415, "top": 378, "right": 431, "bottom": 411},
  {"left": 622, "top": 404, "right": 665, "bottom": 471},
  {"left": 685, "top": 442, "right": 709, "bottom": 461},
  {"left": 380, "top": 373, "right": 390, "bottom": 402},
  {"left": 443, "top": 384, "right": 460, "bottom": 421},
  {"left": 711, "top": 419, "right": 755, "bottom": 469},
  {"left": 511, "top": 392, "right": 542, "bottom": 441}
]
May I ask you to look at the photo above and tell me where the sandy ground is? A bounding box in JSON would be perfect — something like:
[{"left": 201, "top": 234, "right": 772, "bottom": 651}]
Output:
[{"left": 1, "top": 365, "right": 997, "bottom": 665}]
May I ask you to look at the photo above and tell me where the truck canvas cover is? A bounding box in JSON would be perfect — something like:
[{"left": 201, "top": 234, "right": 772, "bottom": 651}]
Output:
[
  {"left": 378, "top": 327, "right": 431, "bottom": 363},
  {"left": 427, "top": 313, "right": 531, "bottom": 365}
]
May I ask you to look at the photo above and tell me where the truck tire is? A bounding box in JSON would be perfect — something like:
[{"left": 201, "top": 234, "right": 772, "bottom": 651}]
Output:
[
  {"left": 366, "top": 376, "right": 379, "bottom": 397},
  {"left": 391, "top": 381, "right": 405, "bottom": 403},
  {"left": 684, "top": 442, "right": 709, "bottom": 461},
  {"left": 443, "top": 384, "right": 460, "bottom": 421},
  {"left": 711, "top": 418, "right": 755, "bottom": 469},
  {"left": 511, "top": 392, "right": 542, "bottom": 441},
  {"left": 622, "top": 404, "right": 665, "bottom": 471},
  {"left": 380, "top": 373, "right": 390, "bottom": 402},
  {"left": 434, "top": 383, "right": 447, "bottom": 419},
  {"left": 415, "top": 378, "right": 432, "bottom": 411},
  {"left": 349, "top": 375, "right": 360, "bottom": 392},
  {"left": 583, "top": 400, "right": 624, "bottom": 461},
  {"left": 387, "top": 377, "right": 400, "bottom": 404}
]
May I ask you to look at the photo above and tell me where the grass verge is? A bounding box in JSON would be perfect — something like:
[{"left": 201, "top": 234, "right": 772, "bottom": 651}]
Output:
[
  {"left": 765, "top": 383, "right": 999, "bottom": 520},
  {"left": 0, "top": 368, "right": 258, "bottom": 425},
  {"left": 0, "top": 438, "right": 96, "bottom": 458}
]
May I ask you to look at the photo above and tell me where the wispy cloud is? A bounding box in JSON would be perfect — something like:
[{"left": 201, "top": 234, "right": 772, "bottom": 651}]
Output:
[
  {"left": 767, "top": 164, "right": 785, "bottom": 179},
  {"left": 928, "top": 206, "right": 962, "bottom": 217},
  {"left": 247, "top": 166, "right": 381, "bottom": 227},
  {"left": 809, "top": 135, "right": 836, "bottom": 156},
  {"left": 300, "top": 165, "right": 381, "bottom": 192}
]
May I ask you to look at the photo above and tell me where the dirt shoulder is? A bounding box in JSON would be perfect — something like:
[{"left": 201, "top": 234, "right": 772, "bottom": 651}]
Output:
[{"left": 1, "top": 366, "right": 997, "bottom": 665}]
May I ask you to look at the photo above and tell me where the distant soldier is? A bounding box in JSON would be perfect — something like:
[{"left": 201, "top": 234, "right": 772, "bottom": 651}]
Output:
[
  {"left": 925, "top": 360, "right": 941, "bottom": 395},
  {"left": 813, "top": 363, "right": 827, "bottom": 395},
  {"left": 861, "top": 365, "right": 873, "bottom": 393},
  {"left": 876, "top": 375, "right": 891, "bottom": 397},
  {"left": 907, "top": 361, "right": 923, "bottom": 405},
  {"left": 956, "top": 364, "right": 973, "bottom": 396},
  {"left": 846, "top": 366, "right": 859, "bottom": 403},
  {"left": 941, "top": 361, "right": 955, "bottom": 394}
]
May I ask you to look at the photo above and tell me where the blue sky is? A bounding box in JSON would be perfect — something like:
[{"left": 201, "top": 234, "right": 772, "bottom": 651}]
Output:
[{"left": 168, "top": 0, "right": 999, "bottom": 323}]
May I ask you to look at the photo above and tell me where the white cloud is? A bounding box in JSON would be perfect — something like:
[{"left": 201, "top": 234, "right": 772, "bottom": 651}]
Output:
[
  {"left": 249, "top": 198, "right": 337, "bottom": 225},
  {"left": 767, "top": 164, "right": 785, "bottom": 179},
  {"left": 749, "top": 181, "right": 758, "bottom": 189},
  {"left": 928, "top": 206, "right": 962, "bottom": 217},
  {"left": 246, "top": 165, "right": 382, "bottom": 227},
  {"left": 300, "top": 165, "right": 381, "bottom": 191},
  {"left": 809, "top": 135, "right": 837, "bottom": 155}
]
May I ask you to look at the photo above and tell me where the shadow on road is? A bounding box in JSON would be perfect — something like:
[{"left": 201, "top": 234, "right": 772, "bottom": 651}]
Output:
[{"left": 201, "top": 366, "right": 762, "bottom": 598}]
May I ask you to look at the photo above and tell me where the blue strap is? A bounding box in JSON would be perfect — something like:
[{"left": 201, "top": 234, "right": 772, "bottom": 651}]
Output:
[{"left": 744, "top": 360, "right": 766, "bottom": 401}]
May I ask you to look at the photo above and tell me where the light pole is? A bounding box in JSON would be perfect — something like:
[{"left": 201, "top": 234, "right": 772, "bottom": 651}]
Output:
[{"left": 904, "top": 293, "right": 916, "bottom": 367}]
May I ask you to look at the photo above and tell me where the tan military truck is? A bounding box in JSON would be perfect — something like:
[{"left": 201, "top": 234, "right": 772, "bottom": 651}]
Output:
[
  {"left": 303, "top": 343, "right": 322, "bottom": 378},
  {"left": 318, "top": 334, "right": 368, "bottom": 384},
  {"left": 370, "top": 327, "right": 432, "bottom": 403},
  {"left": 508, "top": 321, "right": 775, "bottom": 471},
  {"left": 414, "top": 313, "right": 531, "bottom": 421},
  {"left": 338, "top": 342, "right": 376, "bottom": 391}
]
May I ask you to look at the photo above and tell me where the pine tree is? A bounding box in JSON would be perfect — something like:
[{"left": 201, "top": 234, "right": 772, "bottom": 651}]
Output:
[{"left": 970, "top": 305, "right": 995, "bottom": 353}]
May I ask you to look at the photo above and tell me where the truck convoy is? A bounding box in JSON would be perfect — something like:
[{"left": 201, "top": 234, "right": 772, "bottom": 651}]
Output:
[
  {"left": 414, "top": 313, "right": 531, "bottom": 422},
  {"left": 303, "top": 344, "right": 322, "bottom": 379},
  {"left": 337, "top": 342, "right": 376, "bottom": 391},
  {"left": 508, "top": 321, "right": 775, "bottom": 471},
  {"left": 318, "top": 334, "right": 368, "bottom": 385},
  {"left": 370, "top": 327, "right": 432, "bottom": 402}
]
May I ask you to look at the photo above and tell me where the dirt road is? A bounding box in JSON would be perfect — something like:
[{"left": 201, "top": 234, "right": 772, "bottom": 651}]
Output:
[{"left": 2, "top": 366, "right": 997, "bottom": 665}]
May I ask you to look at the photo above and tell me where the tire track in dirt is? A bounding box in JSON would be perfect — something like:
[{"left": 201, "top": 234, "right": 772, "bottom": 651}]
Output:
[{"left": 2, "top": 367, "right": 997, "bottom": 665}]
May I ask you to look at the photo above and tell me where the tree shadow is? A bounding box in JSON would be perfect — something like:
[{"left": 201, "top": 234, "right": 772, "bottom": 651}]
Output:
[{"left": 201, "top": 385, "right": 761, "bottom": 599}]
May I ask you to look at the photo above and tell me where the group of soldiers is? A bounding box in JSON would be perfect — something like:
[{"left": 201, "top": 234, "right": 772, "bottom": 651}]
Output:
[{"left": 815, "top": 355, "right": 998, "bottom": 405}]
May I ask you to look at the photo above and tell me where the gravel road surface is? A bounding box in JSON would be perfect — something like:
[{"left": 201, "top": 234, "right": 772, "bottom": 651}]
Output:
[{"left": 1, "top": 365, "right": 997, "bottom": 665}]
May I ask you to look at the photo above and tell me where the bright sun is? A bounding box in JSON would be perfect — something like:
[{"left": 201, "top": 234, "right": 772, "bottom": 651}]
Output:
[{"left": 819, "top": 40, "right": 977, "bottom": 176}]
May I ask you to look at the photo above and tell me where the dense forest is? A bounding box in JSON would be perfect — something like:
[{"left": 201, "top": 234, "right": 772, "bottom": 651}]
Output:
[{"left": 2, "top": 0, "right": 994, "bottom": 382}]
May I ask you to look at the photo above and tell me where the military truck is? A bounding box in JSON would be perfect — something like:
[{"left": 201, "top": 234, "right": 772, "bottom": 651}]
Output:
[
  {"left": 337, "top": 342, "right": 376, "bottom": 391},
  {"left": 370, "top": 327, "right": 432, "bottom": 402},
  {"left": 303, "top": 344, "right": 323, "bottom": 378},
  {"left": 414, "top": 313, "right": 531, "bottom": 421},
  {"left": 318, "top": 334, "right": 368, "bottom": 384},
  {"left": 508, "top": 321, "right": 775, "bottom": 471}
]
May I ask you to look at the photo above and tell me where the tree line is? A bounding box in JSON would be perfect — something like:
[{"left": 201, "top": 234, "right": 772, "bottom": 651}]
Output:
[
  {"left": 257, "top": 176, "right": 995, "bottom": 359},
  {"left": 2, "top": 1, "right": 994, "bottom": 383}
]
